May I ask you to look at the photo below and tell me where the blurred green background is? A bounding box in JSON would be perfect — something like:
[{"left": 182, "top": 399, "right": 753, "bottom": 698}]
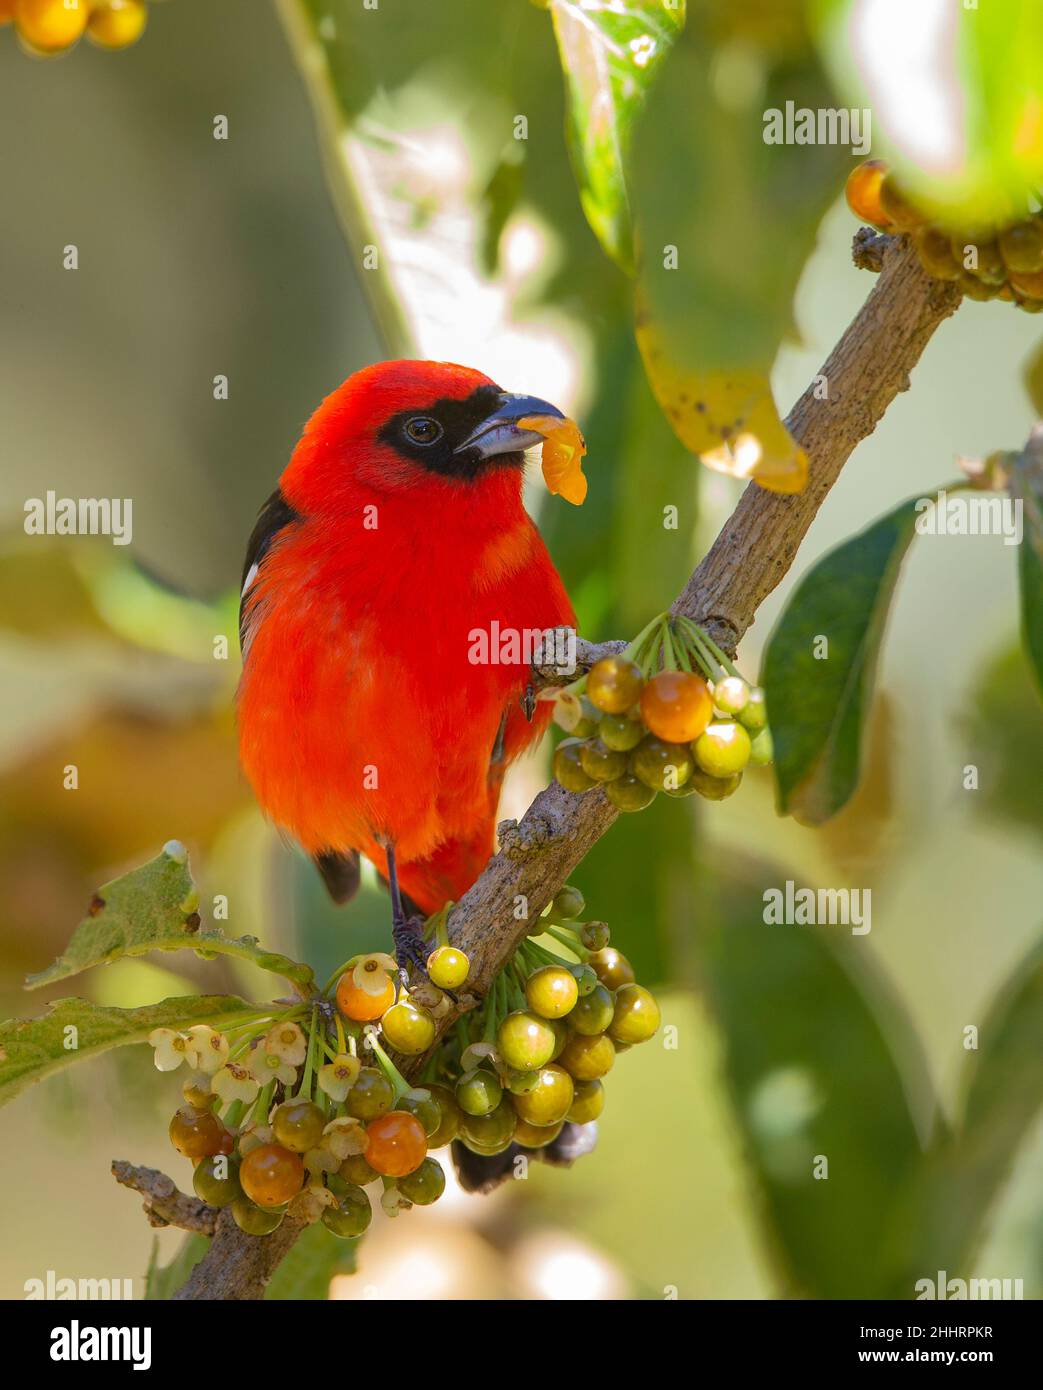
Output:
[{"left": 1, "top": 0, "right": 1041, "bottom": 1299}]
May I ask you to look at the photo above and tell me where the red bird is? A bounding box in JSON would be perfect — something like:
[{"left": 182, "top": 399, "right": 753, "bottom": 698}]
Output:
[{"left": 237, "top": 360, "right": 576, "bottom": 974}]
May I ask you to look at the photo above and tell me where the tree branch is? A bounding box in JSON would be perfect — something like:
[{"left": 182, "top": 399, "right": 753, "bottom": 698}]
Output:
[
  {"left": 157, "top": 233, "right": 959, "bottom": 1298},
  {"left": 111, "top": 1160, "right": 218, "bottom": 1235}
]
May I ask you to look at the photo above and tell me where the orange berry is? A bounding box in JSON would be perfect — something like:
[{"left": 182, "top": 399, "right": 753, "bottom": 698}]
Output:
[
  {"left": 87, "top": 0, "right": 147, "bottom": 50},
  {"left": 639, "top": 670, "right": 712, "bottom": 743},
  {"left": 16, "top": 0, "right": 88, "bottom": 51},
  {"left": 365, "top": 1110, "right": 427, "bottom": 1177},
  {"left": 0, "top": 0, "right": 16, "bottom": 25},
  {"left": 586, "top": 656, "right": 644, "bottom": 714},
  {"left": 239, "top": 1143, "right": 305, "bottom": 1207},
  {"left": 168, "top": 1105, "right": 233, "bottom": 1160},
  {"left": 845, "top": 159, "right": 891, "bottom": 228},
  {"left": 336, "top": 970, "right": 396, "bottom": 1022}
]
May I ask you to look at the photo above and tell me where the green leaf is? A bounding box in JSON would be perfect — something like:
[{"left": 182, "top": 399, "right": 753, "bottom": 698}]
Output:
[
  {"left": 627, "top": 8, "right": 845, "bottom": 488},
  {"left": 264, "top": 1221, "right": 358, "bottom": 1300},
  {"left": 812, "top": 0, "right": 1043, "bottom": 225},
  {"left": 0, "top": 994, "right": 262, "bottom": 1109},
  {"left": 882, "top": 935, "right": 1043, "bottom": 1291},
  {"left": 145, "top": 1234, "right": 209, "bottom": 1301},
  {"left": 26, "top": 847, "right": 314, "bottom": 992},
  {"left": 763, "top": 497, "right": 921, "bottom": 825},
  {"left": 548, "top": 0, "right": 685, "bottom": 272},
  {"left": 696, "top": 850, "right": 933, "bottom": 1297}
]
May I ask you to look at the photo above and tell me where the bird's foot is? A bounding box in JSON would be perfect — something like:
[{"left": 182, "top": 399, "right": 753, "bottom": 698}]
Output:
[{"left": 392, "top": 913, "right": 458, "bottom": 1003}]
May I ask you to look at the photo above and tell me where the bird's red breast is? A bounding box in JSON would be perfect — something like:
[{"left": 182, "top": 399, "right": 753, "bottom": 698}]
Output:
[{"left": 237, "top": 361, "right": 576, "bottom": 913}]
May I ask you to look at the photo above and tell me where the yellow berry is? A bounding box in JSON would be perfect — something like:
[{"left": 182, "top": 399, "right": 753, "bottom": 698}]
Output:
[
  {"left": 87, "top": 0, "right": 148, "bottom": 51},
  {"left": 16, "top": 0, "right": 88, "bottom": 52}
]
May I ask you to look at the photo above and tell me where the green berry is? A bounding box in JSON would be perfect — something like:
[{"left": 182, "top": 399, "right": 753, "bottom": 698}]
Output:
[
  {"left": 552, "top": 885, "right": 585, "bottom": 919},
  {"left": 588, "top": 947, "right": 635, "bottom": 990},
  {"left": 553, "top": 738, "right": 597, "bottom": 792},
  {"left": 999, "top": 220, "right": 1043, "bottom": 273},
  {"left": 525, "top": 964, "right": 579, "bottom": 1019},
  {"left": 192, "top": 1155, "right": 242, "bottom": 1208},
  {"left": 510, "top": 1063, "right": 574, "bottom": 1126},
  {"left": 271, "top": 1099, "right": 325, "bottom": 1154},
  {"left": 558, "top": 1032, "right": 616, "bottom": 1081},
  {"left": 578, "top": 923, "right": 609, "bottom": 953},
  {"left": 737, "top": 688, "right": 767, "bottom": 732},
  {"left": 424, "top": 1083, "right": 462, "bottom": 1148},
  {"left": 514, "top": 1118, "right": 564, "bottom": 1148},
  {"left": 569, "top": 983, "right": 615, "bottom": 1036},
  {"left": 456, "top": 1068, "right": 503, "bottom": 1117},
  {"left": 506, "top": 1068, "right": 541, "bottom": 1095},
  {"left": 346, "top": 1066, "right": 395, "bottom": 1121},
  {"left": 693, "top": 721, "right": 751, "bottom": 777},
  {"left": 400, "top": 1089, "right": 443, "bottom": 1138},
  {"left": 630, "top": 735, "right": 693, "bottom": 792},
  {"left": 598, "top": 712, "right": 646, "bottom": 751},
  {"left": 689, "top": 766, "right": 743, "bottom": 800},
  {"left": 381, "top": 1000, "right": 436, "bottom": 1055},
  {"left": 426, "top": 945, "right": 469, "bottom": 991},
  {"left": 458, "top": 1100, "right": 517, "bottom": 1154},
  {"left": 322, "top": 1185, "right": 372, "bottom": 1237},
  {"left": 749, "top": 728, "right": 774, "bottom": 766},
  {"left": 605, "top": 772, "right": 657, "bottom": 811},
  {"left": 397, "top": 1157, "right": 446, "bottom": 1206},
  {"left": 568, "top": 1078, "right": 605, "bottom": 1125},
  {"left": 712, "top": 675, "right": 750, "bottom": 715},
  {"left": 586, "top": 656, "right": 644, "bottom": 714},
  {"left": 339, "top": 1152, "right": 380, "bottom": 1186},
  {"left": 579, "top": 738, "right": 629, "bottom": 783},
  {"left": 231, "top": 1199, "right": 284, "bottom": 1236},
  {"left": 609, "top": 983, "right": 661, "bottom": 1044},
  {"left": 570, "top": 959, "right": 601, "bottom": 993},
  {"left": 497, "top": 1010, "right": 557, "bottom": 1070}
]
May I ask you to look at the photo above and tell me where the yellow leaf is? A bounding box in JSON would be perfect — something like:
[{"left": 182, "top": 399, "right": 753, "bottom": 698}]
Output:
[{"left": 635, "top": 316, "right": 808, "bottom": 496}]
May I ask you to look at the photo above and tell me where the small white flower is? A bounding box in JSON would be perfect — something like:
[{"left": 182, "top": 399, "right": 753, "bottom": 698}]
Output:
[
  {"left": 289, "top": 1182, "right": 336, "bottom": 1224},
  {"left": 237, "top": 1122, "right": 273, "bottom": 1156},
  {"left": 317, "top": 1054, "right": 361, "bottom": 1103},
  {"left": 248, "top": 1044, "right": 296, "bottom": 1087},
  {"left": 461, "top": 1041, "right": 505, "bottom": 1078},
  {"left": 264, "top": 1021, "right": 307, "bottom": 1066},
  {"left": 381, "top": 1185, "right": 412, "bottom": 1218},
  {"left": 211, "top": 1062, "right": 259, "bottom": 1105},
  {"left": 186, "top": 1025, "right": 230, "bottom": 1076},
  {"left": 321, "top": 1117, "right": 368, "bottom": 1161},
  {"left": 148, "top": 1028, "right": 192, "bottom": 1073},
  {"left": 353, "top": 953, "right": 398, "bottom": 997}
]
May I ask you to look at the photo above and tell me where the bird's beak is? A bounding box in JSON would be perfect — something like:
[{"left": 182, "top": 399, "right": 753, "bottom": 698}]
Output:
[{"left": 453, "top": 392, "right": 566, "bottom": 460}]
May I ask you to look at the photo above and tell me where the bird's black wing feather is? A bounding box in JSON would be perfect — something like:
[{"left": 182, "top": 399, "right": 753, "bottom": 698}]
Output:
[
  {"left": 239, "top": 487, "right": 302, "bottom": 650},
  {"left": 314, "top": 850, "right": 362, "bottom": 906}
]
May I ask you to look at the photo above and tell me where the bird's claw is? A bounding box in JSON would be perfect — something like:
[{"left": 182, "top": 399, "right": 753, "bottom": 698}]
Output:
[{"left": 392, "top": 914, "right": 459, "bottom": 1003}]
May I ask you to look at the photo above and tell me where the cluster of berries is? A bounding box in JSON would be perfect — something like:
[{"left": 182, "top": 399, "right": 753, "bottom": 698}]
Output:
[
  {"left": 154, "top": 939, "right": 467, "bottom": 1238},
  {"left": 431, "top": 886, "right": 659, "bottom": 1157},
  {"left": 551, "top": 614, "right": 772, "bottom": 809},
  {"left": 1, "top": 0, "right": 148, "bottom": 55},
  {"left": 846, "top": 158, "right": 1043, "bottom": 312},
  {"left": 150, "top": 889, "right": 655, "bottom": 1236}
]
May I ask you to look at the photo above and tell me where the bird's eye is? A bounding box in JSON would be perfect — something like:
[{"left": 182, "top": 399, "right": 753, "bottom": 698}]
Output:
[{"left": 404, "top": 417, "right": 443, "bottom": 445}]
